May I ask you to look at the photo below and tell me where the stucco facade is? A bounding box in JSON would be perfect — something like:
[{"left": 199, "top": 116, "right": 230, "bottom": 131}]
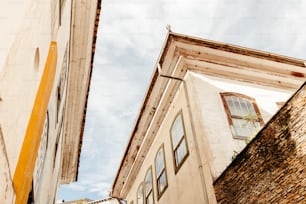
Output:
[
  {"left": 0, "top": 0, "right": 101, "bottom": 203},
  {"left": 111, "top": 32, "right": 306, "bottom": 204}
]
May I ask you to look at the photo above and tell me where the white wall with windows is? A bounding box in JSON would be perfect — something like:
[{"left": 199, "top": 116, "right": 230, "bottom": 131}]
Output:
[
  {"left": 123, "top": 69, "right": 294, "bottom": 204},
  {"left": 125, "top": 83, "right": 207, "bottom": 204},
  {"left": 0, "top": 0, "right": 73, "bottom": 202},
  {"left": 186, "top": 71, "right": 293, "bottom": 179}
]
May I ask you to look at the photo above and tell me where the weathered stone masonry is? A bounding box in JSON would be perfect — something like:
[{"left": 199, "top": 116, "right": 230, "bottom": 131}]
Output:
[{"left": 214, "top": 82, "right": 306, "bottom": 203}]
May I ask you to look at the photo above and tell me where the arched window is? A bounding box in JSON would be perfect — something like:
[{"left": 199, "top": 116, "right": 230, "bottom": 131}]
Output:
[
  {"left": 220, "top": 92, "right": 264, "bottom": 139},
  {"left": 144, "top": 168, "right": 154, "bottom": 204},
  {"left": 137, "top": 183, "right": 144, "bottom": 204},
  {"left": 170, "top": 111, "right": 189, "bottom": 172},
  {"left": 155, "top": 145, "right": 167, "bottom": 198}
]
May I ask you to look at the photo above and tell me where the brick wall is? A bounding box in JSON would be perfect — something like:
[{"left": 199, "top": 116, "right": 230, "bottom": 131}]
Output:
[{"left": 213, "top": 82, "right": 306, "bottom": 203}]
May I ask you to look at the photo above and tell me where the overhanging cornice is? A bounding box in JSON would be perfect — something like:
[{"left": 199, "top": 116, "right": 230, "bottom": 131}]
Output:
[{"left": 60, "top": 0, "right": 102, "bottom": 184}]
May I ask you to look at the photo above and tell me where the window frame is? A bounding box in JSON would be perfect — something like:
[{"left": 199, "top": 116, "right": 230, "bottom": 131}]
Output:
[
  {"left": 170, "top": 110, "right": 189, "bottom": 174},
  {"left": 220, "top": 92, "right": 264, "bottom": 140},
  {"left": 154, "top": 144, "right": 168, "bottom": 200},
  {"left": 137, "top": 182, "right": 144, "bottom": 204},
  {"left": 144, "top": 167, "right": 154, "bottom": 204},
  {"left": 59, "top": 0, "right": 66, "bottom": 26}
]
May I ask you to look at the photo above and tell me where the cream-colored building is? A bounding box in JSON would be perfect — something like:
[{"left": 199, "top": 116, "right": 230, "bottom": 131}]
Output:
[
  {"left": 111, "top": 32, "right": 306, "bottom": 204},
  {"left": 59, "top": 198, "right": 120, "bottom": 204},
  {"left": 0, "top": 0, "right": 101, "bottom": 203}
]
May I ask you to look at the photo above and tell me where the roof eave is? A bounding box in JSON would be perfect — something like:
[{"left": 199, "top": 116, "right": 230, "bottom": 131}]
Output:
[{"left": 60, "top": 0, "right": 102, "bottom": 184}]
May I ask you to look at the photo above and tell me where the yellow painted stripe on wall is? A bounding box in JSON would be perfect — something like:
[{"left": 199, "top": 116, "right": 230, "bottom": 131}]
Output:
[{"left": 13, "top": 42, "right": 57, "bottom": 204}]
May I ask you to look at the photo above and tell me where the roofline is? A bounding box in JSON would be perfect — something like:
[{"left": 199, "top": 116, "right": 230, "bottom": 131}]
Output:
[
  {"left": 111, "top": 31, "right": 306, "bottom": 195},
  {"left": 60, "top": 0, "right": 102, "bottom": 184},
  {"left": 111, "top": 31, "right": 171, "bottom": 192},
  {"left": 167, "top": 31, "right": 305, "bottom": 67},
  {"left": 75, "top": 0, "right": 102, "bottom": 181}
]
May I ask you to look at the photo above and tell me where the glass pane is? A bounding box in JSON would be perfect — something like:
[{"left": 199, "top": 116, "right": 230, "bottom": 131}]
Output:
[
  {"left": 233, "top": 117, "right": 260, "bottom": 138},
  {"left": 155, "top": 148, "right": 164, "bottom": 176},
  {"left": 145, "top": 170, "right": 152, "bottom": 196},
  {"left": 233, "top": 98, "right": 243, "bottom": 116},
  {"left": 250, "top": 121, "right": 261, "bottom": 135},
  {"left": 240, "top": 100, "right": 249, "bottom": 116},
  {"left": 175, "top": 139, "right": 187, "bottom": 167},
  {"left": 137, "top": 184, "right": 143, "bottom": 204},
  {"left": 158, "top": 171, "right": 167, "bottom": 194},
  {"left": 233, "top": 118, "right": 249, "bottom": 137},
  {"left": 171, "top": 114, "right": 184, "bottom": 148},
  {"left": 227, "top": 96, "right": 257, "bottom": 117},
  {"left": 226, "top": 97, "right": 237, "bottom": 115},
  {"left": 247, "top": 101, "right": 255, "bottom": 113}
]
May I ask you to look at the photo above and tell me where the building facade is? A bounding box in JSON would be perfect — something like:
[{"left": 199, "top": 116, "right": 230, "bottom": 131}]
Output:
[
  {"left": 111, "top": 32, "right": 306, "bottom": 203},
  {"left": 59, "top": 198, "right": 120, "bottom": 204},
  {"left": 0, "top": 0, "right": 101, "bottom": 203},
  {"left": 58, "top": 198, "right": 93, "bottom": 204}
]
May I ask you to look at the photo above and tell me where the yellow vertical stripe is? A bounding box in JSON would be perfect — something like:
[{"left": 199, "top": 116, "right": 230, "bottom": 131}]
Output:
[{"left": 13, "top": 42, "right": 57, "bottom": 204}]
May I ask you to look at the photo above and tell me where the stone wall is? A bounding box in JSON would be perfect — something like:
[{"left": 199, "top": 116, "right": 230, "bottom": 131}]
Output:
[{"left": 213, "top": 82, "right": 306, "bottom": 203}]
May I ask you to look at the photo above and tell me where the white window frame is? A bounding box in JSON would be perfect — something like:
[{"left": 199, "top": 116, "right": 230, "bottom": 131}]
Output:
[
  {"left": 170, "top": 111, "right": 189, "bottom": 173},
  {"left": 155, "top": 145, "right": 168, "bottom": 199},
  {"left": 220, "top": 92, "right": 264, "bottom": 140},
  {"left": 144, "top": 167, "right": 154, "bottom": 204}
]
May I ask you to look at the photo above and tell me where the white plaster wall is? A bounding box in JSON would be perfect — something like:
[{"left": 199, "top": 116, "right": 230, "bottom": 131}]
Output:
[
  {"left": 0, "top": 0, "right": 52, "bottom": 177},
  {"left": 186, "top": 71, "right": 293, "bottom": 179},
  {"left": 126, "top": 84, "right": 208, "bottom": 204},
  {"left": 34, "top": 1, "right": 72, "bottom": 203},
  {"left": 0, "top": 127, "right": 15, "bottom": 203},
  {"left": 0, "top": 0, "right": 71, "bottom": 202},
  {"left": 124, "top": 70, "right": 294, "bottom": 203},
  {"left": 0, "top": 0, "right": 32, "bottom": 73}
]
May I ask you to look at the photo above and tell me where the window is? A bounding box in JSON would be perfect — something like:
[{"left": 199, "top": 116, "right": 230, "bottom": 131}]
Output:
[
  {"left": 137, "top": 183, "right": 144, "bottom": 204},
  {"left": 170, "top": 111, "right": 189, "bottom": 172},
  {"left": 53, "top": 117, "right": 63, "bottom": 169},
  {"left": 59, "top": 0, "right": 66, "bottom": 25},
  {"left": 27, "top": 182, "right": 34, "bottom": 204},
  {"left": 220, "top": 93, "right": 264, "bottom": 139},
  {"left": 57, "top": 45, "right": 69, "bottom": 124},
  {"left": 155, "top": 145, "right": 168, "bottom": 199},
  {"left": 144, "top": 168, "right": 154, "bottom": 204},
  {"left": 34, "top": 48, "right": 40, "bottom": 71}
]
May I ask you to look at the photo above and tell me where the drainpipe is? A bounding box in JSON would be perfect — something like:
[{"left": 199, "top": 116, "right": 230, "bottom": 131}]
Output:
[{"left": 157, "top": 63, "right": 212, "bottom": 204}]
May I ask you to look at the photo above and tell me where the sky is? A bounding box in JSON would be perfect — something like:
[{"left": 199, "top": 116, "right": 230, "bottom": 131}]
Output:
[{"left": 57, "top": 0, "right": 306, "bottom": 201}]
